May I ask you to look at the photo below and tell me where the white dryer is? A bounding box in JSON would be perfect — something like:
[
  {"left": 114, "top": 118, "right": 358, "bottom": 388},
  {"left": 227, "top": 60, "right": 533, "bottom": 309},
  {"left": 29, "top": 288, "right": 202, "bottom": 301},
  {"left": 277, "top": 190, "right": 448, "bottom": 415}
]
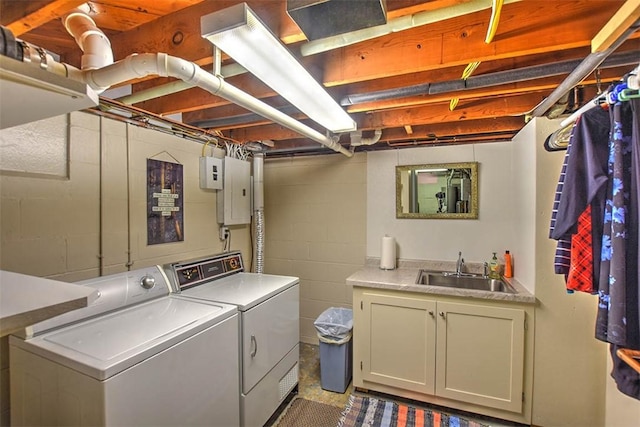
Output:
[
  {"left": 165, "top": 252, "right": 300, "bottom": 427},
  {"left": 9, "top": 266, "right": 240, "bottom": 427}
]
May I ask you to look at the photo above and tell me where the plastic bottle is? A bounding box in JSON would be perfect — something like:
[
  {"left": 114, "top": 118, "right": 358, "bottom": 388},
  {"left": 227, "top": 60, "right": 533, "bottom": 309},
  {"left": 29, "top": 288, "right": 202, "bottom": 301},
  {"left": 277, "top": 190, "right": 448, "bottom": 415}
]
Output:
[
  {"left": 504, "top": 250, "right": 513, "bottom": 278},
  {"left": 489, "top": 252, "right": 500, "bottom": 279}
]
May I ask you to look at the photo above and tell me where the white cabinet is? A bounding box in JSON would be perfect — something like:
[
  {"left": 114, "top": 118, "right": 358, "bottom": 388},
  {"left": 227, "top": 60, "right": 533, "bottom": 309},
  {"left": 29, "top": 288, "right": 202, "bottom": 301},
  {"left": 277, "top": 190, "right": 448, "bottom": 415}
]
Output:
[
  {"left": 434, "top": 301, "right": 525, "bottom": 413},
  {"left": 354, "top": 287, "right": 533, "bottom": 424},
  {"left": 359, "top": 292, "right": 437, "bottom": 395}
]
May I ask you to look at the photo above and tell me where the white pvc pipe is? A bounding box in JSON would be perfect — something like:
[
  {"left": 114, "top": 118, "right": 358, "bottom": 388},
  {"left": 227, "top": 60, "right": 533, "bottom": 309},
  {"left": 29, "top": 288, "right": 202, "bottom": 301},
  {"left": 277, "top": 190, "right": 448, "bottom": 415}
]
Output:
[
  {"left": 350, "top": 129, "right": 382, "bottom": 147},
  {"left": 79, "top": 53, "right": 353, "bottom": 156},
  {"left": 117, "top": 63, "right": 247, "bottom": 105},
  {"left": 300, "top": 0, "right": 522, "bottom": 57},
  {"left": 63, "top": 11, "right": 113, "bottom": 71},
  {"left": 58, "top": 10, "right": 352, "bottom": 156}
]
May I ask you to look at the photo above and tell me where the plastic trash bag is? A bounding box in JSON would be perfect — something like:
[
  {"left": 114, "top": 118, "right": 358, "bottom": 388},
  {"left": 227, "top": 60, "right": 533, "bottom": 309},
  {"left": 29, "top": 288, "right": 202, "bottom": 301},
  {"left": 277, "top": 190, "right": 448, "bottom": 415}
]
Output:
[
  {"left": 317, "top": 331, "right": 352, "bottom": 344},
  {"left": 314, "top": 307, "right": 353, "bottom": 342}
]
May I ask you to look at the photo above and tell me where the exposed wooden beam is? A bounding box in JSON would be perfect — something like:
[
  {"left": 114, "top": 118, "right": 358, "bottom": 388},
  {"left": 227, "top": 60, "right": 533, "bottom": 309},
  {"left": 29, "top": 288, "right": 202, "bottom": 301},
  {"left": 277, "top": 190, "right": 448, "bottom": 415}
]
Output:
[
  {"left": 358, "top": 92, "right": 544, "bottom": 129},
  {"left": 183, "top": 96, "right": 302, "bottom": 130},
  {"left": 591, "top": 0, "right": 640, "bottom": 52},
  {"left": 0, "top": 0, "right": 86, "bottom": 36},
  {"left": 385, "top": 0, "right": 478, "bottom": 19},
  {"left": 322, "top": 1, "right": 627, "bottom": 86},
  {"left": 134, "top": 72, "right": 278, "bottom": 115},
  {"left": 381, "top": 117, "right": 524, "bottom": 142},
  {"left": 106, "top": 0, "right": 302, "bottom": 63},
  {"left": 132, "top": 43, "right": 627, "bottom": 117},
  {"left": 228, "top": 121, "right": 325, "bottom": 143},
  {"left": 225, "top": 101, "right": 530, "bottom": 144}
]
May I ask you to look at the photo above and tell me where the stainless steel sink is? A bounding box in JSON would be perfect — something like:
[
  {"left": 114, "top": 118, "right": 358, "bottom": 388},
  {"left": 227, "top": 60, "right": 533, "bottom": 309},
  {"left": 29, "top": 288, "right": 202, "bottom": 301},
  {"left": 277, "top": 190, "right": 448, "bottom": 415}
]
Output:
[{"left": 415, "top": 270, "right": 516, "bottom": 293}]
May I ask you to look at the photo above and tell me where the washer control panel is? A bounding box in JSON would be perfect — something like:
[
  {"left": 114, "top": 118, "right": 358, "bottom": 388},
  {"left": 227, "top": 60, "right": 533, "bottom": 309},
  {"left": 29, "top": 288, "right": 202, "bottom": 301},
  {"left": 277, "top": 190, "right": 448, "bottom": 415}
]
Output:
[{"left": 167, "top": 251, "right": 244, "bottom": 291}]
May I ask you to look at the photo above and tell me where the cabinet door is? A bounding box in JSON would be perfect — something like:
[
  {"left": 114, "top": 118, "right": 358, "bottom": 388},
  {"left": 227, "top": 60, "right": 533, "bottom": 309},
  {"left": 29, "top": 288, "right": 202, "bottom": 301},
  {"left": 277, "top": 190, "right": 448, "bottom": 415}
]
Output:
[
  {"left": 435, "top": 301, "right": 525, "bottom": 413},
  {"left": 359, "top": 292, "right": 437, "bottom": 394}
]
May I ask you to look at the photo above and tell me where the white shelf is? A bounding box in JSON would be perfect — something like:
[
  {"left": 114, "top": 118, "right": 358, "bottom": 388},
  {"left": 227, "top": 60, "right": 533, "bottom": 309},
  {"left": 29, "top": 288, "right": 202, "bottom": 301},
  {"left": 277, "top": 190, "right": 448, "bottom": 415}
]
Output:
[{"left": 0, "top": 270, "right": 98, "bottom": 337}]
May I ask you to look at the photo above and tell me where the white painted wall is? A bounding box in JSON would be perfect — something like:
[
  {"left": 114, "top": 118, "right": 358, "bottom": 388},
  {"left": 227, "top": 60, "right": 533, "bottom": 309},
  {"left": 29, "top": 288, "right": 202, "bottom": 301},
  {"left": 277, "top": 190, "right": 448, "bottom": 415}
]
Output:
[
  {"left": 606, "top": 355, "right": 640, "bottom": 426},
  {"left": 263, "top": 154, "right": 367, "bottom": 344},
  {"left": 511, "top": 120, "right": 538, "bottom": 291},
  {"left": 518, "top": 118, "right": 609, "bottom": 426},
  {"left": 367, "top": 142, "right": 517, "bottom": 283}
]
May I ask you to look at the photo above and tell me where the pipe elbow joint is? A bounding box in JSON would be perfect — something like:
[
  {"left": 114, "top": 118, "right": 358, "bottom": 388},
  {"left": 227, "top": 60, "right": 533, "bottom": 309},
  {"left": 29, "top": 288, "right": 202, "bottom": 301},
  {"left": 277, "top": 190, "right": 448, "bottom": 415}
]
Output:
[
  {"left": 350, "top": 129, "right": 382, "bottom": 147},
  {"left": 64, "top": 9, "right": 113, "bottom": 70}
]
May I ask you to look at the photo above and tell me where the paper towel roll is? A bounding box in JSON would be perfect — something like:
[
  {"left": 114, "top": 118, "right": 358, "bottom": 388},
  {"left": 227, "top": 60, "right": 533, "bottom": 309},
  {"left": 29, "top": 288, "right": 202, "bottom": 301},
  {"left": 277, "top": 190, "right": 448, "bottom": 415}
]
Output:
[{"left": 380, "top": 235, "right": 396, "bottom": 270}]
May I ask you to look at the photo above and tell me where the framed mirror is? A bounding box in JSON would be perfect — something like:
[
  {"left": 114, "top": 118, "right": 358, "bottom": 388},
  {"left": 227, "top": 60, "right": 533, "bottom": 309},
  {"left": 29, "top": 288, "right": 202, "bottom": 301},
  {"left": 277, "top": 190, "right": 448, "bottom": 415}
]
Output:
[{"left": 396, "top": 162, "right": 478, "bottom": 219}]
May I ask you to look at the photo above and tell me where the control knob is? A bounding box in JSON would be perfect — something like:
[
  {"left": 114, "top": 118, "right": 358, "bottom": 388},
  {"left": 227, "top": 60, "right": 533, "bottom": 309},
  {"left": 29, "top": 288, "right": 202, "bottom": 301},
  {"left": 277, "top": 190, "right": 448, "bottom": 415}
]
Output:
[{"left": 140, "top": 274, "right": 156, "bottom": 289}]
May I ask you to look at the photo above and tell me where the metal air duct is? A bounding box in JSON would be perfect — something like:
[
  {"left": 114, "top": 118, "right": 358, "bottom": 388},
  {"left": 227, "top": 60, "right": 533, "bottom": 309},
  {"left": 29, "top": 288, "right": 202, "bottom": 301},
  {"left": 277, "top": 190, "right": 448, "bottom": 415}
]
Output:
[{"left": 287, "top": 0, "right": 387, "bottom": 41}]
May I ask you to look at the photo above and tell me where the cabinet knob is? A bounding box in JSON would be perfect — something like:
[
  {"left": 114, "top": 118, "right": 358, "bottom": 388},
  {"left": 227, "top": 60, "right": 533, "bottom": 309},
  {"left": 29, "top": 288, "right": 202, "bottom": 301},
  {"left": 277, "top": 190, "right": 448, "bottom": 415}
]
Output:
[
  {"left": 429, "top": 311, "right": 434, "bottom": 317},
  {"left": 439, "top": 311, "right": 445, "bottom": 318}
]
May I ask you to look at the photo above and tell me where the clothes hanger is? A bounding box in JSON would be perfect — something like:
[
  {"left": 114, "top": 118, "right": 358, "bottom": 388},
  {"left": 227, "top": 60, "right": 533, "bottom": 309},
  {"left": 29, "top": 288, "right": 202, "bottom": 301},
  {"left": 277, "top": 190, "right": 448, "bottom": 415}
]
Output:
[{"left": 618, "top": 88, "right": 640, "bottom": 101}]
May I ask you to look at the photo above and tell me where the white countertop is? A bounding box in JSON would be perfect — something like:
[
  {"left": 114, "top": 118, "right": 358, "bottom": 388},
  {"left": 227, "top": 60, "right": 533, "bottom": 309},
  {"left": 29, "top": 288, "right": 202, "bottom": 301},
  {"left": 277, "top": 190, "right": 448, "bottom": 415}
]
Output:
[
  {"left": 347, "top": 259, "right": 536, "bottom": 305},
  {"left": 0, "top": 270, "right": 99, "bottom": 337}
]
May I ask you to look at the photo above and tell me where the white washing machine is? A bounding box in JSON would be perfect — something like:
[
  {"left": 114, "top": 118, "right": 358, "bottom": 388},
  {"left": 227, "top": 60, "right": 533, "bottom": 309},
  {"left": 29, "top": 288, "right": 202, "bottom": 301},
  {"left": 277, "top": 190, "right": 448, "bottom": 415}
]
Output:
[
  {"left": 165, "top": 252, "right": 299, "bottom": 427},
  {"left": 9, "top": 266, "right": 240, "bottom": 427}
]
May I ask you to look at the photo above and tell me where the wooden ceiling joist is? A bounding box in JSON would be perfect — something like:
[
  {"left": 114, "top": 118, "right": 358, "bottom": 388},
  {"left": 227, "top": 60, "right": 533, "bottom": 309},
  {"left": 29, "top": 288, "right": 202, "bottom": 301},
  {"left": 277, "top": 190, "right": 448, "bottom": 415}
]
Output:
[{"left": 592, "top": 0, "right": 640, "bottom": 52}]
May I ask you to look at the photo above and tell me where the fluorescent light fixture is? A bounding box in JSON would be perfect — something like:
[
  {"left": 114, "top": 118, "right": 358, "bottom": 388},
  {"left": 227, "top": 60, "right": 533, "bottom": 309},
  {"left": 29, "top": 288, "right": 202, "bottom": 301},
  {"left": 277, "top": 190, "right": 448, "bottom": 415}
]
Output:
[{"left": 201, "top": 3, "right": 357, "bottom": 133}]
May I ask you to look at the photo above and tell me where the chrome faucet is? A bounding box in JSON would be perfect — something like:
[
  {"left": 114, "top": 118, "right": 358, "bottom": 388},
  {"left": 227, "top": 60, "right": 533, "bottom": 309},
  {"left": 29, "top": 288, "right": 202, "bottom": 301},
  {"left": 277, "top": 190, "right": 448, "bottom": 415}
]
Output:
[
  {"left": 483, "top": 262, "right": 489, "bottom": 278},
  {"left": 455, "top": 252, "right": 465, "bottom": 276}
]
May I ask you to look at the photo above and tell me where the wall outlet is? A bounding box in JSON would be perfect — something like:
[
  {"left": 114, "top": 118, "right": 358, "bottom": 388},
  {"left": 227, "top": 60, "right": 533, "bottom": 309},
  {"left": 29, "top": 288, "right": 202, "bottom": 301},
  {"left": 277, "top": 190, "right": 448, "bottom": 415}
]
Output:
[{"left": 219, "top": 226, "right": 229, "bottom": 241}]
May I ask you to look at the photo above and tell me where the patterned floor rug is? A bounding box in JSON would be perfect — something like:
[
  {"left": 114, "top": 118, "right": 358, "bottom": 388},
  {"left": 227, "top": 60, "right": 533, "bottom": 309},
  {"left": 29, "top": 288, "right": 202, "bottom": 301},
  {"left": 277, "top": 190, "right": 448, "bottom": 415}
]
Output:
[{"left": 337, "top": 395, "right": 490, "bottom": 427}]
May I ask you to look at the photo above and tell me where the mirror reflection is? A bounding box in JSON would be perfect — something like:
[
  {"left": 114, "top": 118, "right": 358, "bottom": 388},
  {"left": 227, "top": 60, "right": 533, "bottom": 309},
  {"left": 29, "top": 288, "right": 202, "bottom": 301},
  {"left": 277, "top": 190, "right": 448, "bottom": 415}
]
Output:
[{"left": 396, "top": 162, "right": 478, "bottom": 219}]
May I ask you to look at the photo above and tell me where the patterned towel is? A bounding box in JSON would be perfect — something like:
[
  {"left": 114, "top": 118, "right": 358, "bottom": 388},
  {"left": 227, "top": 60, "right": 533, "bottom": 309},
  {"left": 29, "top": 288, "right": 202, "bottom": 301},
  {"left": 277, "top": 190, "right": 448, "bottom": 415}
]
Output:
[{"left": 337, "top": 395, "right": 489, "bottom": 427}]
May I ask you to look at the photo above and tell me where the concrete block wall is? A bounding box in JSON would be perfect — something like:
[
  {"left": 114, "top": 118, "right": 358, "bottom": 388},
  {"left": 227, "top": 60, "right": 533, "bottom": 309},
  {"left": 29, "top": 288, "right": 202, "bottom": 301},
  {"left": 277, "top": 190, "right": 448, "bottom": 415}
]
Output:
[
  {"left": 0, "top": 111, "right": 250, "bottom": 425},
  {"left": 263, "top": 153, "right": 367, "bottom": 344}
]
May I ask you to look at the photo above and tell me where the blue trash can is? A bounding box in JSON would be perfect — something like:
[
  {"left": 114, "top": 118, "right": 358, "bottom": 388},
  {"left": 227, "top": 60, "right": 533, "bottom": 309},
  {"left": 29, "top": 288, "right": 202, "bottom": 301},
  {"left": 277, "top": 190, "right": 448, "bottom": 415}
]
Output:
[{"left": 314, "top": 307, "right": 353, "bottom": 393}]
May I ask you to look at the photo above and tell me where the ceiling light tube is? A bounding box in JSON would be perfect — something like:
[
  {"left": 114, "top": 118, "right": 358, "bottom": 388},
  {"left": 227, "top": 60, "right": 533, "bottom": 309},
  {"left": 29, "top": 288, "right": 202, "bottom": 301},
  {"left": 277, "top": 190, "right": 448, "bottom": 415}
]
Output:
[{"left": 201, "top": 3, "right": 356, "bottom": 134}]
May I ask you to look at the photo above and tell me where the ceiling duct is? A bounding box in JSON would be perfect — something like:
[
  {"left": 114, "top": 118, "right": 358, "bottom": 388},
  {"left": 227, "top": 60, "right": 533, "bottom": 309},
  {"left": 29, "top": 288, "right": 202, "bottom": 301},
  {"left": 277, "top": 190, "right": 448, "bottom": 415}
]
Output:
[{"left": 287, "top": 0, "right": 387, "bottom": 41}]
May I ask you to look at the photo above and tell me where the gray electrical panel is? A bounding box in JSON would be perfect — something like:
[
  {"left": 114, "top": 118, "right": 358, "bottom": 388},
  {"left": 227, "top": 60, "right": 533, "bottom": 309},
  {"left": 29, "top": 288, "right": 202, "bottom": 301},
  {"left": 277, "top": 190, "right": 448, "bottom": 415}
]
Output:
[{"left": 217, "top": 156, "right": 251, "bottom": 225}]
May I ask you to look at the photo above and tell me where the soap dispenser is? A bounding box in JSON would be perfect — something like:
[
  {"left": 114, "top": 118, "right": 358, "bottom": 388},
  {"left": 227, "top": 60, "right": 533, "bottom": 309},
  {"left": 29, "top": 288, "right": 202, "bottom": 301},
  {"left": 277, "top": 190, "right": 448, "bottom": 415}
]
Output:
[{"left": 489, "top": 252, "right": 500, "bottom": 279}]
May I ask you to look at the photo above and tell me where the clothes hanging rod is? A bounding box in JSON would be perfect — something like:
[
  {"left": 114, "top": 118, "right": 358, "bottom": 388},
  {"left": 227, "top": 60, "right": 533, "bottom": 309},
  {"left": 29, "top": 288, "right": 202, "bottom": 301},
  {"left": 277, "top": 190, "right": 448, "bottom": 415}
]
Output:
[
  {"left": 560, "top": 93, "right": 607, "bottom": 127},
  {"left": 560, "top": 63, "right": 640, "bottom": 127}
]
